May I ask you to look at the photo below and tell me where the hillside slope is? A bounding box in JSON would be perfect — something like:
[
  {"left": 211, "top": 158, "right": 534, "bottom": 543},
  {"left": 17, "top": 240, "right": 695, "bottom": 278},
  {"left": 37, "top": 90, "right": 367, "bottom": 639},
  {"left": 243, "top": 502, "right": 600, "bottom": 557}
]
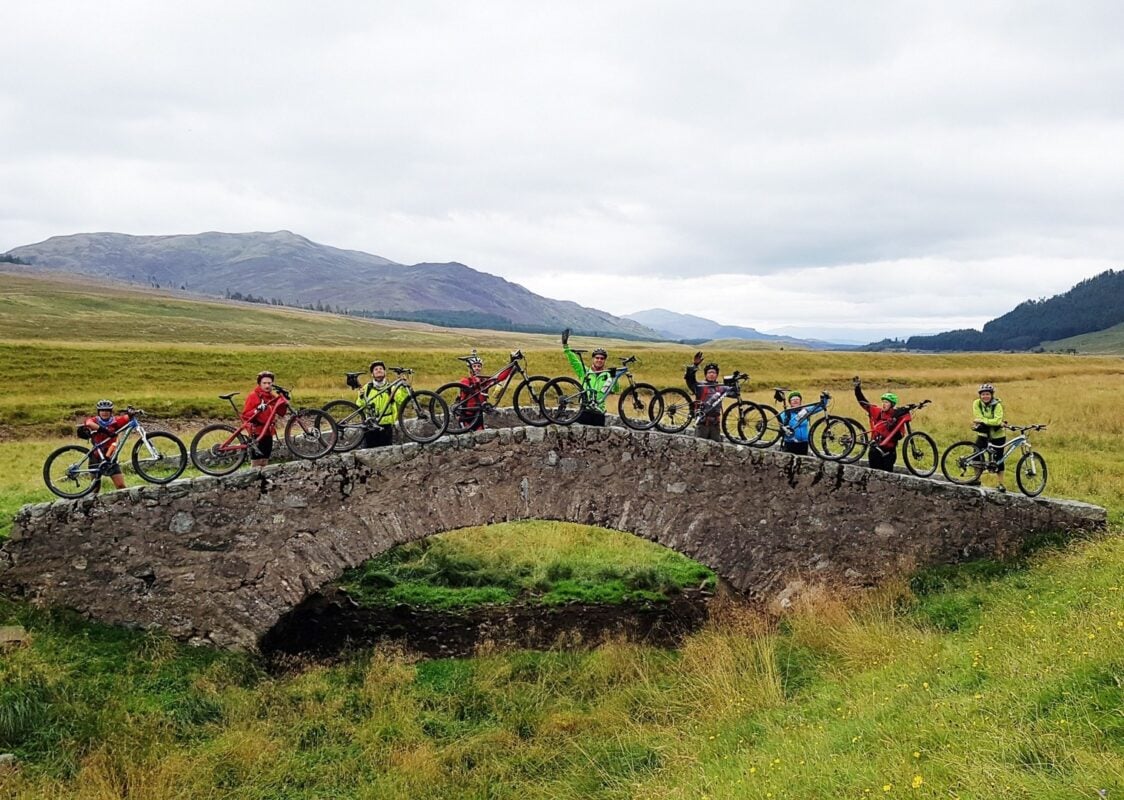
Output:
[{"left": 5, "top": 231, "right": 660, "bottom": 339}]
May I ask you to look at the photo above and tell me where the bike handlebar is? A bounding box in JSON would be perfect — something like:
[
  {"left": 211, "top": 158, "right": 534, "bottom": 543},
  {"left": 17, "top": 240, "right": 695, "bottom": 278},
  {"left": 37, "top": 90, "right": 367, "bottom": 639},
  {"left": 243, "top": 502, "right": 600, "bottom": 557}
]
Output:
[
  {"left": 391, "top": 367, "right": 414, "bottom": 375},
  {"left": 1004, "top": 423, "right": 1047, "bottom": 433},
  {"left": 620, "top": 355, "right": 637, "bottom": 366}
]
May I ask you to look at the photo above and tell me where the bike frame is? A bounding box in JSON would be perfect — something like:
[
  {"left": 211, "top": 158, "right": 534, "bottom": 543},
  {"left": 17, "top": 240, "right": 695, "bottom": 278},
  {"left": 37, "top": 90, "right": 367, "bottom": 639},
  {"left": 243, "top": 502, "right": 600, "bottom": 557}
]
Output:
[
  {"left": 692, "top": 372, "right": 745, "bottom": 422},
  {"left": 962, "top": 430, "right": 1032, "bottom": 468},
  {"left": 73, "top": 415, "right": 153, "bottom": 476},
  {"left": 213, "top": 392, "right": 292, "bottom": 453},
  {"left": 456, "top": 355, "right": 529, "bottom": 407},
  {"left": 352, "top": 370, "right": 425, "bottom": 429},
  {"left": 570, "top": 351, "right": 638, "bottom": 410},
  {"left": 772, "top": 389, "right": 833, "bottom": 431}
]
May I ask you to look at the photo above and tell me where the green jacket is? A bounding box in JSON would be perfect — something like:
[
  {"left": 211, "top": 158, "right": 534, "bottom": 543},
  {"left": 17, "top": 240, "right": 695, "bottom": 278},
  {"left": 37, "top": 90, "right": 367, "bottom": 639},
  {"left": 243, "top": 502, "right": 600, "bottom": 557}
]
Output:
[
  {"left": 972, "top": 397, "right": 1004, "bottom": 438},
  {"left": 563, "top": 346, "right": 618, "bottom": 412},
  {"left": 359, "top": 380, "right": 409, "bottom": 424}
]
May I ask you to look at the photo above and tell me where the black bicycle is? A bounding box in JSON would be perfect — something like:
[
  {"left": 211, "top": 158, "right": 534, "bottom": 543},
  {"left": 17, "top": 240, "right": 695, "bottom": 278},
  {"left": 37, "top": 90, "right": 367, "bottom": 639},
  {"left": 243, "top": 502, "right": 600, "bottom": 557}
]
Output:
[{"left": 323, "top": 367, "right": 450, "bottom": 450}]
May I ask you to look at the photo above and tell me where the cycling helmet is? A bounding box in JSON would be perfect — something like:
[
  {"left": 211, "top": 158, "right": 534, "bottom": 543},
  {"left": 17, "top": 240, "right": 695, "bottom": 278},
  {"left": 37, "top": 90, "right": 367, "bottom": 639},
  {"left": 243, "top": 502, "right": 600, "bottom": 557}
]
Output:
[
  {"left": 369, "top": 360, "right": 385, "bottom": 371},
  {"left": 787, "top": 391, "right": 802, "bottom": 401},
  {"left": 704, "top": 362, "right": 720, "bottom": 374},
  {"left": 466, "top": 355, "right": 483, "bottom": 367},
  {"left": 978, "top": 383, "right": 995, "bottom": 394},
  {"left": 95, "top": 399, "right": 114, "bottom": 411},
  {"left": 880, "top": 392, "right": 899, "bottom": 405},
  {"left": 592, "top": 347, "right": 608, "bottom": 358}
]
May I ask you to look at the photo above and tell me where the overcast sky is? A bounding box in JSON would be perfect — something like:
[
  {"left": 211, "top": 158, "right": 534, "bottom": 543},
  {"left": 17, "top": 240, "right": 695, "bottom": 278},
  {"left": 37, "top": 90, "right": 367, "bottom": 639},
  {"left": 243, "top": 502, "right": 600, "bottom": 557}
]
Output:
[{"left": 2, "top": 2, "right": 1122, "bottom": 341}]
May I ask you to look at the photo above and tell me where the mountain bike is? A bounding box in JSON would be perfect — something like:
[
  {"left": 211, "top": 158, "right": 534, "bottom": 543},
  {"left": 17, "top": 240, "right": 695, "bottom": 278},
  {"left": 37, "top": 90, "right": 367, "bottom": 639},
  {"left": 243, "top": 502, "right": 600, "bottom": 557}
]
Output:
[
  {"left": 189, "top": 386, "right": 338, "bottom": 476},
  {"left": 654, "top": 371, "right": 756, "bottom": 442},
  {"left": 940, "top": 423, "right": 1049, "bottom": 496},
  {"left": 539, "top": 354, "right": 662, "bottom": 430},
  {"left": 43, "top": 409, "right": 187, "bottom": 498},
  {"left": 738, "top": 388, "right": 849, "bottom": 457},
  {"left": 435, "top": 349, "right": 551, "bottom": 433},
  {"left": 323, "top": 367, "right": 450, "bottom": 451},
  {"left": 824, "top": 400, "right": 937, "bottom": 476}
]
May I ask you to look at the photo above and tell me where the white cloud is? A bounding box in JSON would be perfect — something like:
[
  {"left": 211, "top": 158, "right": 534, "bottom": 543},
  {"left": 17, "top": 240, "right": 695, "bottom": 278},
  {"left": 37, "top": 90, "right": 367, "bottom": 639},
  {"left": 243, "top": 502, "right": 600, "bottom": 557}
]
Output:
[{"left": 2, "top": 1, "right": 1122, "bottom": 337}]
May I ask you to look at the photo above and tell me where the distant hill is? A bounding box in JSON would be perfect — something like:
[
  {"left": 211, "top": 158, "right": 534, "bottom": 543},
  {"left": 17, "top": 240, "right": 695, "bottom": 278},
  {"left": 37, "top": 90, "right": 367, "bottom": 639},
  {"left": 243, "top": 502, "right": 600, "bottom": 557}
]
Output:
[
  {"left": 1042, "top": 321, "right": 1124, "bottom": 354},
  {"left": 865, "top": 270, "right": 1124, "bottom": 352},
  {"left": 4, "top": 231, "right": 661, "bottom": 340},
  {"left": 623, "top": 308, "right": 842, "bottom": 349}
]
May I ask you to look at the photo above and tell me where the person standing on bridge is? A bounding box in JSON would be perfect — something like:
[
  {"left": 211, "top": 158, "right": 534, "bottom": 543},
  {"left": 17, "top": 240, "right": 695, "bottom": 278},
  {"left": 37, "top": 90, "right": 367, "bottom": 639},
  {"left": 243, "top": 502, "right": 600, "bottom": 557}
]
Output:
[
  {"left": 853, "top": 376, "right": 909, "bottom": 472},
  {"left": 971, "top": 382, "right": 1007, "bottom": 492},
  {"left": 778, "top": 390, "right": 820, "bottom": 456},
  {"left": 454, "top": 350, "right": 514, "bottom": 432},
  {"left": 561, "top": 328, "right": 617, "bottom": 426},
  {"left": 242, "top": 371, "right": 289, "bottom": 468},
  {"left": 684, "top": 352, "right": 734, "bottom": 441},
  {"left": 359, "top": 360, "right": 409, "bottom": 449},
  {"left": 83, "top": 399, "right": 133, "bottom": 492}
]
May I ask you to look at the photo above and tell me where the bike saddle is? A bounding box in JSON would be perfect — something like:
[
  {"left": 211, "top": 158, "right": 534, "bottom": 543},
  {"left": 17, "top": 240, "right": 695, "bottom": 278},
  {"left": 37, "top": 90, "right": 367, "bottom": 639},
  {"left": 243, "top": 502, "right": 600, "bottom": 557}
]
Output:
[
  {"left": 219, "top": 392, "right": 239, "bottom": 400},
  {"left": 568, "top": 348, "right": 588, "bottom": 354}
]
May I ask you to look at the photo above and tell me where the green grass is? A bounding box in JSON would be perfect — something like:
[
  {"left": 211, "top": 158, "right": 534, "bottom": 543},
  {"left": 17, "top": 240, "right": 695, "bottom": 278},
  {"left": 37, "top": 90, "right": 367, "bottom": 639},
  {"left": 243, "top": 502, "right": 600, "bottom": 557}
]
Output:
[
  {"left": 339, "top": 521, "right": 715, "bottom": 609},
  {"left": 0, "top": 532, "right": 1120, "bottom": 798},
  {"left": 1044, "top": 321, "right": 1124, "bottom": 354}
]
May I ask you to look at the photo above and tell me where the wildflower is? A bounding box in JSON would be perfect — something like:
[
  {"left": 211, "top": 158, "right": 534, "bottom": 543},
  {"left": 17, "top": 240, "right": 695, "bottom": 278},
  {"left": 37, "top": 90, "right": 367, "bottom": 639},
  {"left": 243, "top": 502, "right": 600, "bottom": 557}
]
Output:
[
  {"left": 912, "top": 775, "right": 923, "bottom": 789},
  {"left": 883, "top": 783, "right": 893, "bottom": 792}
]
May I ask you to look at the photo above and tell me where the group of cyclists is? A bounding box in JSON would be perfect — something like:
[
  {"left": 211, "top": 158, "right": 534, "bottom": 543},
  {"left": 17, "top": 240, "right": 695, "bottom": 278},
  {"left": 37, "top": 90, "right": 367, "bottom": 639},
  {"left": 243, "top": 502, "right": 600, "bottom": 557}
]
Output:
[{"left": 71, "top": 329, "right": 1015, "bottom": 495}]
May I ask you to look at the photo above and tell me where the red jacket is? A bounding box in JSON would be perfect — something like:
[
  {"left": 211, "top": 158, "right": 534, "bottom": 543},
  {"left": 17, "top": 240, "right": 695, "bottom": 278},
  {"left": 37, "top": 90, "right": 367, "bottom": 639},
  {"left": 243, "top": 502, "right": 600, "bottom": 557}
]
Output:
[
  {"left": 242, "top": 386, "right": 287, "bottom": 435},
  {"left": 84, "top": 413, "right": 132, "bottom": 454},
  {"left": 855, "top": 386, "right": 908, "bottom": 447}
]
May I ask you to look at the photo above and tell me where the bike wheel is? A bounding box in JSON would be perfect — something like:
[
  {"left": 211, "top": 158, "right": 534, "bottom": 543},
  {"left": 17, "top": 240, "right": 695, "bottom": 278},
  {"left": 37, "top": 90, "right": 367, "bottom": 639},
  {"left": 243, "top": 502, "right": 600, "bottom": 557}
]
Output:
[
  {"left": 809, "top": 416, "right": 853, "bottom": 460},
  {"left": 513, "top": 375, "right": 551, "bottom": 427},
  {"left": 285, "top": 409, "right": 338, "bottom": 460},
  {"left": 131, "top": 432, "right": 187, "bottom": 484},
  {"left": 436, "top": 381, "right": 481, "bottom": 435},
  {"left": 722, "top": 401, "right": 765, "bottom": 445},
  {"left": 540, "top": 377, "right": 583, "bottom": 426},
  {"left": 43, "top": 445, "right": 100, "bottom": 499},
  {"left": 749, "top": 405, "right": 783, "bottom": 448},
  {"left": 835, "top": 418, "right": 869, "bottom": 464},
  {"left": 1015, "top": 451, "right": 1048, "bottom": 497},
  {"left": 322, "top": 400, "right": 366, "bottom": 452},
  {"left": 190, "top": 424, "right": 249, "bottom": 476},
  {"left": 618, "top": 383, "right": 662, "bottom": 430},
  {"left": 397, "top": 390, "right": 449, "bottom": 443},
  {"left": 903, "top": 431, "right": 938, "bottom": 478},
  {"left": 940, "top": 441, "right": 985, "bottom": 485},
  {"left": 654, "top": 388, "right": 694, "bottom": 434}
]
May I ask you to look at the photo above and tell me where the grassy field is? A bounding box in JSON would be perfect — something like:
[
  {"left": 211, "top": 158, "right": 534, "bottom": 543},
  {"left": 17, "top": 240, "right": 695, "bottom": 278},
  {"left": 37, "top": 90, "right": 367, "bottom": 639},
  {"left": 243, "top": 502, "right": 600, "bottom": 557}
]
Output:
[
  {"left": 1045, "top": 321, "right": 1124, "bottom": 355},
  {"left": 1, "top": 275, "right": 1123, "bottom": 797}
]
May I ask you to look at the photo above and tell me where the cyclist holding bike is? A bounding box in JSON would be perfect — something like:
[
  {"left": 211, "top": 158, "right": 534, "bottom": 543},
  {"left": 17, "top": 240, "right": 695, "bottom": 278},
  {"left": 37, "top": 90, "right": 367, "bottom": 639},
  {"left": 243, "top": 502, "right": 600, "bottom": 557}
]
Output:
[
  {"left": 853, "top": 377, "right": 909, "bottom": 472},
  {"left": 83, "top": 399, "right": 133, "bottom": 492},
  {"left": 359, "top": 360, "right": 409, "bottom": 448},
  {"left": 971, "top": 383, "right": 1007, "bottom": 491},
  {"left": 242, "top": 371, "right": 288, "bottom": 466},
  {"left": 684, "top": 352, "right": 734, "bottom": 441},
  {"left": 778, "top": 390, "right": 823, "bottom": 455},
  {"left": 561, "top": 328, "right": 617, "bottom": 426},
  {"left": 454, "top": 351, "right": 514, "bottom": 431}
]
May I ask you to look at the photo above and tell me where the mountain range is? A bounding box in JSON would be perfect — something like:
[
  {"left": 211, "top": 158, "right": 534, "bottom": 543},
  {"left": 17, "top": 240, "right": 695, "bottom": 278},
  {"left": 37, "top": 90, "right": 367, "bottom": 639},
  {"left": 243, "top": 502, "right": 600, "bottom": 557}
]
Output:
[
  {"left": 622, "top": 308, "right": 841, "bottom": 349},
  {"left": 3, "top": 231, "right": 659, "bottom": 340}
]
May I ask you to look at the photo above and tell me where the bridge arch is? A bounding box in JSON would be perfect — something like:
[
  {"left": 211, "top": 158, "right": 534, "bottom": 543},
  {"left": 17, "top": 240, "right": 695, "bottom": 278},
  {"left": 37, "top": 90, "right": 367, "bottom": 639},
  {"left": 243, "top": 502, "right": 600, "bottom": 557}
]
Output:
[{"left": 2, "top": 425, "right": 1105, "bottom": 651}]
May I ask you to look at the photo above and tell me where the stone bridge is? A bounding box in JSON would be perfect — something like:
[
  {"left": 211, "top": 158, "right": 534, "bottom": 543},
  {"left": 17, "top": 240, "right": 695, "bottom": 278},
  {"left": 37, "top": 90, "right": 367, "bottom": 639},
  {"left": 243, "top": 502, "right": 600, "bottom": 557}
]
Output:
[{"left": 0, "top": 424, "right": 1106, "bottom": 651}]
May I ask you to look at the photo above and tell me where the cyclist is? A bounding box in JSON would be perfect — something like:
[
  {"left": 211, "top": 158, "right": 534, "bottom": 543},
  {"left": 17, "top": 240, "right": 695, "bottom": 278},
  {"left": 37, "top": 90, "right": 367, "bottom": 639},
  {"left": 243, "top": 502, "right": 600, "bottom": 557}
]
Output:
[
  {"left": 455, "top": 350, "right": 514, "bottom": 431},
  {"left": 972, "top": 382, "right": 1007, "bottom": 491},
  {"left": 82, "top": 399, "right": 133, "bottom": 492},
  {"left": 684, "top": 352, "right": 734, "bottom": 441},
  {"left": 778, "top": 390, "right": 821, "bottom": 455},
  {"left": 242, "top": 370, "right": 288, "bottom": 467},
  {"left": 561, "top": 328, "right": 618, "bottom": 426},
  {"left": 359, "top": 360, "right": 409, "bottom": 448},
  {"left": 853, "top": 377, "right": 909, "bottom": 472}
]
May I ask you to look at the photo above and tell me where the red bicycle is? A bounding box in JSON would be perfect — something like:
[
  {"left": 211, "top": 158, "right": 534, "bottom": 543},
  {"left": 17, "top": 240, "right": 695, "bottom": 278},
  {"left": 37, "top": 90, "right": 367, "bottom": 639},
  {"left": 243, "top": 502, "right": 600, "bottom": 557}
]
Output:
[
  {"left": 434, "top": 349, "right": 551, "bottom": 433},
  {"left": 189, "top": 386, "right": 338, "bottom": 476},
  {"left": 825, "top": 399, "right": 938, "bottom": 476}
]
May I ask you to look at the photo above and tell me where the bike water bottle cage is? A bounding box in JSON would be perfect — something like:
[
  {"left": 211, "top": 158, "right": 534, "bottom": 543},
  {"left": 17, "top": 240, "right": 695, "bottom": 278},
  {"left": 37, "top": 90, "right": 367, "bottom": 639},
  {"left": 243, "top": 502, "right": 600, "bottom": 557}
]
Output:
[{"left": 96, "top": 399, "right": 114, "bottom": 411}]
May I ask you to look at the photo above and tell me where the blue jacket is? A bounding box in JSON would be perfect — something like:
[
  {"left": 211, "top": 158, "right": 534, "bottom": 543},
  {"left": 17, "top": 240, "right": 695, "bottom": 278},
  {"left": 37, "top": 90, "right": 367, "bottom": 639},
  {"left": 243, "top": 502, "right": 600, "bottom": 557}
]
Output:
[{"left": 779, "top": 400, "right": 826, "bottom": 444}]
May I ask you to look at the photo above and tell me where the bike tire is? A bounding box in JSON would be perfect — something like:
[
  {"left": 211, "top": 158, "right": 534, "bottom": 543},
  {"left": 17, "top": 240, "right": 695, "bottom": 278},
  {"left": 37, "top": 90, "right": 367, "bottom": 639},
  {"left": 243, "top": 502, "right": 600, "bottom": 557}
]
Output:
[
  {"left": 940, "top": 441, "right": 985, "bottom": 485},
  {"left": 837, "top": 419, "right": 870, "bottom": 464},
  {"left": 722, "top": 401, "right": 765, "bottom": 445},
  {"left": 809, "top": 416, "right": 853, "bottom": 460},
  {"left": 285, "top": 409, "right": 338, "bottom": 460},
  {"left": 397, "top": 390, "right": 449, "bottom": 443},
  {"left": 540, "top": 376, "right": 584, "bottom": 426},
  {"left": 1015, "top": 451, "right": 1048, "bottom": 497},
  {"left": 131, "top": 431, "right": 187, "bottom": 484},
  {"left": 618, "top": 383, "right": 662, "bottom": 431},
  {"left": 435, "top": 381, "right": 482, "bottom": 435},
  {"left": 190, "top": 424, "right": 249, "bottom": 476},
  {"left": 43, "top": 444, "right": 100, "bottom": 499},
  {"left": 902, "top": 431, "right": 938, "bottom": 478},
  {"left": 655, "top": 387, "right": 694, "bottom": 434},
  {"left": 749, "top": 405, "right": 783, "bottom": 448},
  {"left": 513, "top": 375, "right": 551, "bottom": 427},
  {"left": 322, "top": 400, "right": 366, "bottom": 452}
]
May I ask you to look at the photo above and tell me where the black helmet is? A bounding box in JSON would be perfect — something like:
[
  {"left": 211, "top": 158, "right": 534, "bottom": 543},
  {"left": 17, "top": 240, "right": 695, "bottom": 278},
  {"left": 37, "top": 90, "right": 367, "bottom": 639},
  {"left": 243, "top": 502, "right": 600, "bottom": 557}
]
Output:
[
  {"left": 592, "top": 348, "right": 608, "bottom": 357},
  {"left": 704, "top": 362, "right": 719, "bottom": 374},
  {"left": 95, "top": 399, "right": 114, "bottom": 411},
  {"left": 369, "top": 360, "right": 385, "bottom": 372}
]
